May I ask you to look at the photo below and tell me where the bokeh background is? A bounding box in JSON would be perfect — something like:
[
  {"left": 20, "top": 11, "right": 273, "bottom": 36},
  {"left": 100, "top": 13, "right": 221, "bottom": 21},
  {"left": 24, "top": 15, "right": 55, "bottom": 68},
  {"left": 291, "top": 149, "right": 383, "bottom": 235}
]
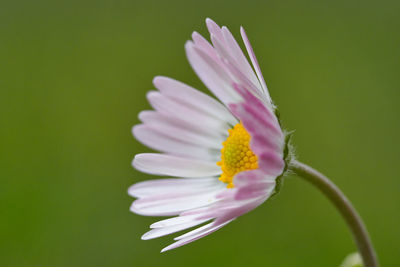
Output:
[{"left": 1, "top": 0, "right": 399, "bottom": 266}]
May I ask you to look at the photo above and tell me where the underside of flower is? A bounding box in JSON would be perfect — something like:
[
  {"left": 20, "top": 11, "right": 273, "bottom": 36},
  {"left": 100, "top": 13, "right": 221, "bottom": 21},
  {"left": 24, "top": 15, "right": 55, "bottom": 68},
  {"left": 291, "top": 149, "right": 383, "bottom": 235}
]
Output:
[{"left": 217, "top": 122, "right": 258, "bottom": 188}]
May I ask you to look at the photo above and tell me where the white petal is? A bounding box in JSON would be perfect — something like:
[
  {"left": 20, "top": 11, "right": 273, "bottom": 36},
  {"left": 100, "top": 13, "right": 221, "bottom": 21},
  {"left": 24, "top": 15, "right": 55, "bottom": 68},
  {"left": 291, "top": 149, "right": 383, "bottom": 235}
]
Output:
[
  {"left": 133, "top": 153, "right": 221, "bottom": 177},
  {"left": 147, "top": 91, "right": 230, "bottom": 134},
  {"left": 221, "top": 26, "right": 261, "bottom": 91},
  {"left": 151, "top": 214, "right": 211, "bottom": 229},
  {"left": 173, "top": 221, "right": 214, "bottom": 241},
  {"left": 185, "top": 41, "right": 241, "bottom": 105},
  {"left": 128, "top": 177, "right": 223, "bottom": 199},
  {"left": 205, "top": 18, "right": 224, "bottom": 44},
  {"left": 153, "top": 76, "right": 237, "bottom": 126},
  {"left": 142, "top": 218, "right": 211, "bottom": 240},
  {"left": 240, "top": 26, "right": 270, "bottom": 101},
  {"left": 161, "top": 219, "right": 234, "bottom": 252},
  {"left": 210, "top": 34, "right": 264, "bottom": 100},
  {"left": 138, "top": 110, "right": 227, "bottom": 140},
  {"left": 133, "top": 124, "right": 220, "bottom": 160},
  {"left": 134, "top": 120, "right": 221, "bottom": 149},
  {"left": 133, "top": 125, "right": 218, "bottom": 160},
  {"left": 192, "top": 31, "right": 219, "bottom": 62},
  {"left": 130, "top": 188, "right": 224, "bottom": 216}
]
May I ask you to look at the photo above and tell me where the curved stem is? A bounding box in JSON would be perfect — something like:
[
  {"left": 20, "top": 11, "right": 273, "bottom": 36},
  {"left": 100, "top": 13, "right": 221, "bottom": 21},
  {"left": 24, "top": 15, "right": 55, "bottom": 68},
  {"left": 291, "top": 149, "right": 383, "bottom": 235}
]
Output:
[{"left": 290, "top": 160, "right": 378, "bottom": 267}]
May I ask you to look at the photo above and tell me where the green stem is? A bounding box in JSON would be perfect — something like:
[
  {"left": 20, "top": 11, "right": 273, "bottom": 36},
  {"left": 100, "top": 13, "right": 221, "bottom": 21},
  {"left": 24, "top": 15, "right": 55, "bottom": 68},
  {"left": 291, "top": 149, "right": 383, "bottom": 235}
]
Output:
[{"left": 290, "top": 160, "right": 378, "bottom": 267}]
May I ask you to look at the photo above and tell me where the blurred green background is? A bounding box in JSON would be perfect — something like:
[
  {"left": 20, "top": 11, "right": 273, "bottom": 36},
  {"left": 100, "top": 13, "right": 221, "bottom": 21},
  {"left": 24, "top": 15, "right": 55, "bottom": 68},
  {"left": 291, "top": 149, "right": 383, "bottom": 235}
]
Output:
[{"left": 1, "top": 0, "right": 399, "bottom": 266}]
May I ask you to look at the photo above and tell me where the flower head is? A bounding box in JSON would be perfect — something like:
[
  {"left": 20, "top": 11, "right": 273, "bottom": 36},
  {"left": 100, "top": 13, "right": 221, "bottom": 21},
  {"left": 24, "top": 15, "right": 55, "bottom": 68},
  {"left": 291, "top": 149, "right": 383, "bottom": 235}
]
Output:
[{"left": 129, "top": 18, "right": 289, "bottom": 252}]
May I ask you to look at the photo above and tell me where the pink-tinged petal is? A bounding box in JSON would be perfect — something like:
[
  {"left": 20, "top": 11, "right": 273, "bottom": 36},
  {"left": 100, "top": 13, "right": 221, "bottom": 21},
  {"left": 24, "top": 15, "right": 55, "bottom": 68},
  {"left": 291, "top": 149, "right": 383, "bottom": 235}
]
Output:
[
  {"left": 131, "top": 188, "right": 224, "bottom": 216},
  {"left": 229, "top": 100, "right": 285, "bottom": 176},
  {"left": 220, "top": 58, "right": 266, "bottom": 101},
  {"left": 133, "top": 125, "right": 220, "bottom": 160},
  {"left": 250, "top": 132, "right": 282, "bottom": 155},
  {"left": 192, "top": 31, "right": 220, "bottom": 64},
  {"left": 230, "top": 102, "right": 283, "bottom": 156},
  {"left": 213, "top": 196, "right": 267, "bottom": 226},
  {"left": 142, "top": 218, "right": 211, "bottom": 240},
  {"left": 238, "top": 103, "right": 282, "bottom": 138},
  {"left": 209, "top": 34, "right": 264, "bottom": 100},
  {"left": 161, "top": 219, "right": 234, "bottom": 252},
  {"left": 215, "top": 187, "right": 237, "bottom": 200},
  {"left": 189, "top": 194, "right": 265, "bottom": 224},
  {"left": 232, "top": 83, "right": 280, "bottom": 129},
  {"left": 185, "top": 41, "right": 242, "bottom": 105},
  {"left": 153, "top": 76, "right": 237, "bottom": 126},
  {"left": 138, "top": 110, "right": 227, "bottom": 140},
  {"left": 258, "top": 152, "right": 285, "bottom": 177},
  {"left": 192, "top": 31, "right": 257, "bottom": 102},
  {"left": 247, "top": 121, "right": 283, "bottom": 157},
  {"left": 205, "top": 18, "right": 224, "bottom": 44},
  {"left": 220, "top": 26, "right": 261, "bottom": 91},
  {"left": 242, "top": 100, "right": 280, "bottom": 133},
  {"left": 128, "top": 177, "right": 222, "bottom": 199},
  {"left": 228, "top": 84, "right": 284, "bottom": 160},
  {"left": 209, "top": 33, "right": 231, "bottom": 61},
  {"left": 234, "top": 169, "right": 273, "bottom": 186},
  {"left": 179, "top": 204, "right": 220, "bottom": 217},
  {"left": 235, "top": 180, "right": 276, "bottom": 201},
  {"left": 147, "top": 91, "right": 230, "bottom": 134},
  {"left": 183, "top": 193, "right": 263, "bottom": 221},
  {"left": 240, "top": 27, "right": 270, "bottom": 100},
  {"left": 133, "top": 153, "right": 221, "bottom": 177},
  {"left": 179, "top": 199, "right": 238, "bottom": 219}
]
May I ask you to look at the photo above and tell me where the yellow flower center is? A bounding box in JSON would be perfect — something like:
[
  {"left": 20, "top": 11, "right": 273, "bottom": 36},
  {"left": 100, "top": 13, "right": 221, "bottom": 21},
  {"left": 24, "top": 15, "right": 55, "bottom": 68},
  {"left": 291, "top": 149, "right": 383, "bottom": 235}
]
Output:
[{"left": 217, "top": 122, "right": 258, "bottom": 188}]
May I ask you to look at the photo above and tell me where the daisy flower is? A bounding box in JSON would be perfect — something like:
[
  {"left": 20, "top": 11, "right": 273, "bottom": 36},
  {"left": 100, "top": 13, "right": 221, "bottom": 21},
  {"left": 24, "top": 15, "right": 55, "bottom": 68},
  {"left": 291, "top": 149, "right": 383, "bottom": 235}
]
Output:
[{"left": 128, "top": 18, "right": 291, "bottom": 252}]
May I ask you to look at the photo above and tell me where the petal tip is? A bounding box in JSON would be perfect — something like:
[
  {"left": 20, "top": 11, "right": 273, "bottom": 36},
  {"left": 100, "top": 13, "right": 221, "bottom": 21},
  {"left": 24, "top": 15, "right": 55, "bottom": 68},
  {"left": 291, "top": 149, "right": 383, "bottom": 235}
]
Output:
[
  {"left": 145, "top": 90, "right": 158, "bottom": 101},
  {"left": 205, "top": 17, "right": 213, "bottom": 24},
  {"left": 191, "top": 31, "right": 200, "bottom": 39},
  {"left": 160, "top": 244, "right": 175, "bottom": 253},
  {"left": 127, "top": 183, "right": 137, "bottom": 197},
  {"left": 131, "top": 124, "right": 140, "bottom": 138},
  {"left": 141, "top": 232, "right": 151, "bottom": 240},
  {"left": 152, "top": 76, "right": 162, "bottom": 87},
  {"left": 129, "top": 201, "right": 138, "bottom": 213},
  {"left": 205, "top": 18, "right": 220, "bottom": 31},
  {"left": 153, "top": 76, "right": 172, "bottom": 91},
  {"left": 131, "top": 154, "right": 142, "bottom": 170},
  {"left": 184, "top": 40, "right": 194, "bottom": 51}
]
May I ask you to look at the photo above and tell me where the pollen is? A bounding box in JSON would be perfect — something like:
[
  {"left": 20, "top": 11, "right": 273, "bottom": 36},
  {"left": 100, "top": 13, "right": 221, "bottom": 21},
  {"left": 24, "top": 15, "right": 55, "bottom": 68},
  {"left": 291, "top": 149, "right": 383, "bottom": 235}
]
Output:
[{"left": 217, "top": 122, "right": 258, "bottom": 188}]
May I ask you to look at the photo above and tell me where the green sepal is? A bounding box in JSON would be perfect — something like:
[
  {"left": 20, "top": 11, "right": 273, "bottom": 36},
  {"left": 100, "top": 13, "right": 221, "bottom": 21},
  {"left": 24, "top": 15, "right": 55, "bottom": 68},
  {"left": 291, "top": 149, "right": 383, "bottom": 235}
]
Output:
[
  {"left": 269, "top": 130, "right": 294, "bottom": 200},
  {"left": 273, "top": 104, "right": 282, "bottom": 127}
]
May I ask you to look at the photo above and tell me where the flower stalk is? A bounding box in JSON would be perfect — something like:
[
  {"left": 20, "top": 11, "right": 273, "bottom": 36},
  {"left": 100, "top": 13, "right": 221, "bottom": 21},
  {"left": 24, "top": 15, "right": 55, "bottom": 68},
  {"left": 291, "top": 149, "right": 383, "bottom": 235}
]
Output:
[{"left": 290, "top": 160, "right": 378, "bottom": 267}]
